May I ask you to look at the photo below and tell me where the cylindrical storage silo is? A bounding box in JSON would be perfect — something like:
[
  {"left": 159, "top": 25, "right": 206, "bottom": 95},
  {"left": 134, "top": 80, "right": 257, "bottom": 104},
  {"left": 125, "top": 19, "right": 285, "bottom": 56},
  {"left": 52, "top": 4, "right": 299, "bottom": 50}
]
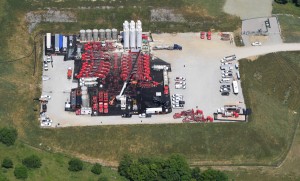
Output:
[
  {"left": 105, "top": 29, "right": 111, "bottom": 40},
  {"left": 86, "top": 29, "right": 92, "bottom": 42},
  {"left": 123, "top": 21, "right": 130, "bottom": 49},
  {"left": 112, "top": 28, "right": 118, "bottom": 40},
  {"left": 99, "top": 29, "right": 105, "bottom": 40},
  {"left": 136, "top": 25, "right": 142, "bottom": 49},
  {"left": 130, "top": 20, "right": 136, "bottom": 49},
  {"left": 80, "top": 30, "right": 86, "bottom": 42},
  {"left": 136, "top": 20, "right": 142, "bottom": 29},
  {"left": 81, "top": 86, "right": 89, "bottom": 107},
  {"left": 93, "top": 29, "right": 98, "bottom": 41}
]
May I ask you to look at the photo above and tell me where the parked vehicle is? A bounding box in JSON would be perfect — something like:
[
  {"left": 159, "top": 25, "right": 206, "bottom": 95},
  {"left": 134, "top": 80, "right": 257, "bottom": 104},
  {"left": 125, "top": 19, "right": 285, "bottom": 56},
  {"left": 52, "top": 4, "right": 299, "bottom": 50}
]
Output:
[
  {"left": 172, "top": 94, "right": 183, "bottom": 98},
  {"left": 200, "top": 32, "right": 205, "bottom": 39},
  {"left": 222, "top": 73, "right": 233, "bottom": 78},
  {"left": 221, "top": 92, "right": 230, "bottom": 96},
  {"left": 44, "top": 61, "right": 48, "bottom": 71},
  {"left": 220, "top": 85, "right": 230, "bottom": 89},
  {"left": 251, "top": 41, "right": 262, "bottom": 46},
  {"left": 220, "top": 78, "right": 231, "bottom": 83},
  {"left": 207, "top": 31, "right": 212, "bottom": 40},
  {"left": 221, "top": 70, "right": 232, "bottom": 74},
  {"left": 235, "top": 63, "right": 239, "bottom": 69},
  {"left": 139, "top": 113, "right": 151, "bottom": 118},
  {"left": 174, "top": 77, "right": 186, "bottom": 81},
  {"left": 175, "top": 81, "right": 186, "bottom": 85},
  {"left": 121, "top": 114, "right": 132, "bottom": 118}
]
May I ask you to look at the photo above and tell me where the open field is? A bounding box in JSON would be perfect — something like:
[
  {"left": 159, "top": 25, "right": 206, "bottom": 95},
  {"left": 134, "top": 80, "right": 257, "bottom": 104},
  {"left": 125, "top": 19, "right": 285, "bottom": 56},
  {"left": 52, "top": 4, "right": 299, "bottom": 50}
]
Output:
[
  {"left": 29, "top": 0, "right": 240, "bottom": 33},
  {"left": 273, "top": 2, "right": 300, "bottom": 17},
  {"left": 277, "top": 15, "right": 300, "bottom": 43},
  {"left": 0, "top": 142, "right": 125, "bottom": 181},
  {"left": 224, "top": 0, "right": 272, "bottom": 20},
  {"left": 272, "top": 3, "right": 300, "bottom": 43}
]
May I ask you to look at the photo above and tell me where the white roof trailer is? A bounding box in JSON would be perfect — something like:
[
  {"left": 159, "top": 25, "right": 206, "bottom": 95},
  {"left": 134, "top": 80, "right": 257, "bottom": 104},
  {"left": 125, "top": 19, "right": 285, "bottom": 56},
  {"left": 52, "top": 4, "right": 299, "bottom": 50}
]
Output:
[
  {"left": 55, "top": 34, "right": 59, "bottom": 52},
  {"left": 46, "top": 33, "right": 51, "bottom": 49},
  {"left": 232, "top": 80, "right": 239, "bottom": 94},
  {"left": 62, "top": 36, "right": 67, "bottom": 51}
]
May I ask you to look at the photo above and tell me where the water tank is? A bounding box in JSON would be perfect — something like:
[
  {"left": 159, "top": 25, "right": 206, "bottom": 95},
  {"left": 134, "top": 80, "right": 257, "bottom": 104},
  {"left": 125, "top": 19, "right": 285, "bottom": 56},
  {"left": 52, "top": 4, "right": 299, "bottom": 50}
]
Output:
[
  {"left": 86, "top": 29, "right": 92, "bottom": 42},
  {"left": 93, "top": 29, "right": 98, "bottom": 41},
  {"left": 123, "top": 21, "right": 129, "bottom": 49},
  {"left": 112, "top": 28, "right": 118, "bottom": 40},
  {"left": 99, "top": 29, "right": 105, "bottom": 40},
  {"left": 81, "top": 86, "right": 89, "bottom": 107},
  {"left": 105, "top": 29, "right": 111, "bottom": 40},
  {"left": 80, "top": 29, "right": 86, "bottom": 41},
  {"left": 130, "top": 20, "right": 136, "bottom": 49}
]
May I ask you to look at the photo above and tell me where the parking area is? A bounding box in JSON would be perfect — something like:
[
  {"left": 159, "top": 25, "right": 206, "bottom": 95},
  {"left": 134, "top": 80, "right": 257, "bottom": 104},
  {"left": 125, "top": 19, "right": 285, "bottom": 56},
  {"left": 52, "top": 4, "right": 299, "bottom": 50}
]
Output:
[
  {"left": 151, "top": 33, "right": 245, "bottom": 118},
  {"left": 241, "top": 17, "right": 282, "bottom": 46}
]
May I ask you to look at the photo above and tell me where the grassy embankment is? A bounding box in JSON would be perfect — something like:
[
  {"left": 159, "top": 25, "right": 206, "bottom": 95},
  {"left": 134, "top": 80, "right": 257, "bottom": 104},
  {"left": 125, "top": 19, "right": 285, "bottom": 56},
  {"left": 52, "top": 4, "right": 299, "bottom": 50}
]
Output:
[
  {"left": 32, "top": 0, "right": 240, "bottom": 33},
  {"left": 225, "top": 52, "right": 300, "bottom": 181},
  {"left": 272, "top": 3, "right": 300, "bottom": 43}
]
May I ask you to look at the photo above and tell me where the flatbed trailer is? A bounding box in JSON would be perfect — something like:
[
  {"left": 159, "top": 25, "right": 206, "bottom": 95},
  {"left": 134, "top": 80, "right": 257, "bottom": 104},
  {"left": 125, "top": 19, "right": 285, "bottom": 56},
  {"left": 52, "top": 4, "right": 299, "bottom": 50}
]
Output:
[{"left": 214, "top": 113, "right": 247, "bottom": 122}]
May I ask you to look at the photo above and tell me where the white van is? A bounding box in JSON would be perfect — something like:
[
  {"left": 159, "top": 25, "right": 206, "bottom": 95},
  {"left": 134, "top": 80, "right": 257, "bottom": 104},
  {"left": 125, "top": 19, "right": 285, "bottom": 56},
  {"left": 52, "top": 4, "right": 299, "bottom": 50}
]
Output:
[{"left": 219, "top": 78, "right": 231, "bottom": 83}]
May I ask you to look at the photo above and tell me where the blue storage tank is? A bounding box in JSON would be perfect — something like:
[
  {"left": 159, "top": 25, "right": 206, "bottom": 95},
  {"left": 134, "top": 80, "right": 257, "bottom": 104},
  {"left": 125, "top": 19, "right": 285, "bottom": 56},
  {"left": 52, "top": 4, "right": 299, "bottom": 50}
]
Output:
[{"left": 59, "top": 34, "right": 63, "bottom": 49}]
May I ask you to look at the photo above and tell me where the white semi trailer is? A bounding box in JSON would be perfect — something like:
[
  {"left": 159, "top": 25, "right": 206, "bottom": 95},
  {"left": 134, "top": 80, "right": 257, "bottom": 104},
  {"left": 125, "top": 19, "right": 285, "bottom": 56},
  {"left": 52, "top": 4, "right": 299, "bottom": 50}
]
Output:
[{"left": 232, "top": 80, "right": 239, "bottom": 94}]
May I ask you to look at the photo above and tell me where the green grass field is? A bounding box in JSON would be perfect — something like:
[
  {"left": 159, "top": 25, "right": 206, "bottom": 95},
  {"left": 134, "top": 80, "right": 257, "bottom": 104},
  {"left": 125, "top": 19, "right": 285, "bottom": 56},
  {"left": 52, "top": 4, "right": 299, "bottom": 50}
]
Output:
[
  {"left": 277, "top": 15, "right": 300, "bottom": 43},
  {"left": 0, "top": 142, "right": 125, "bottom": 181},
  {"left": 273, "top": 2, "right": 300, "bottom": 17},
  {"left": 272, "top": 3, "right": 300, "bottom": 43}
]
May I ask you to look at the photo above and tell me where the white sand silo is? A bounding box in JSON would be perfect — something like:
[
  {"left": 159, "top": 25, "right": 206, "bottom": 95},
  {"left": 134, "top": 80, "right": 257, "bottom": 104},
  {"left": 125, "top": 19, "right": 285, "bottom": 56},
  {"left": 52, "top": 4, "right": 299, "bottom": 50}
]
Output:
[
  {"left": 136, "top": 20, "right": 142, "bottom": 49},
  {"left": 105, "top": 29, "right": 111, "bottom": 40},
  {"left": 123, "top": 21, "right": 129, "bottom": 49},
  {"left": 99, "top": 29, "right": 105, "bottom": 40},
  {"left": 93, "top": 29, "right": 99, "bottom": 41},
  {"left": 112, "top": 28, "right": 118, "bottom": 40},
  {"left": 80, "top": 30, "right": 86, "bottom": 41},
  {"left": 129, "top": 20, "right": 136, "bottom": 49},
  {"left": 86, "top": 29, "right": 92, "bottom": 42}
]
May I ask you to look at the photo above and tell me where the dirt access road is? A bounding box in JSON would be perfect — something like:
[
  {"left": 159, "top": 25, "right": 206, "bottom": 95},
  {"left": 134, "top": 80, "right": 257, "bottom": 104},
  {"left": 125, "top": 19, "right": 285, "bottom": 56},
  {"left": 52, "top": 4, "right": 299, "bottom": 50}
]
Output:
[{"left": 224, "top": 0, "right": 273, "bottom": 20}]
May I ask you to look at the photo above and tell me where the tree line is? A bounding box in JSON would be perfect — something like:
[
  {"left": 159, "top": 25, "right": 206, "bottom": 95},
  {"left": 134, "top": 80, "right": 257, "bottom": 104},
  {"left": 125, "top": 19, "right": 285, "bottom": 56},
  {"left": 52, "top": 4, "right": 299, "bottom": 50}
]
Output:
[
  {"left": 118, "top": 154, "right": 228, "bottom": 181},
  {"left": 275, "top": 0, "right": 300, "bottom": 6}
]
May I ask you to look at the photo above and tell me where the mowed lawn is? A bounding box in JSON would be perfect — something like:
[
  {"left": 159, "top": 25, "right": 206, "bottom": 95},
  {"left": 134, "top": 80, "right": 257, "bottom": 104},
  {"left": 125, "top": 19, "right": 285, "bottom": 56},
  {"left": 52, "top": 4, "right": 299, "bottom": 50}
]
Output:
[{"left": 29, "top": 52, "right": 300, "bottom": 166}]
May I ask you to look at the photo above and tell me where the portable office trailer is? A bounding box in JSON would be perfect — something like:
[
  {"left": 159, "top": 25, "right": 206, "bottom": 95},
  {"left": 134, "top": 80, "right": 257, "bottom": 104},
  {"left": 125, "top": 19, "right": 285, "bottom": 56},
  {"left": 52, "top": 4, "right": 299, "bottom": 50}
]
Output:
[{"left": 55, "top": 34, "right": 59, "bottom": 52}]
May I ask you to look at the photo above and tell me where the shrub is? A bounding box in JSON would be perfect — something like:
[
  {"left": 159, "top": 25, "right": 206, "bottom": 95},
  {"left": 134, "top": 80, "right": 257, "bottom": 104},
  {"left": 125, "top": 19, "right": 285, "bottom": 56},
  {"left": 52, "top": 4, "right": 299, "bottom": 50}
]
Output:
[
  {"left": 91, "top": 163, "right": 102, "bottom": 175},
  {"left": 2, "top": 157, "right": 13, "bottom": 168},
  {"left": 68, "top": 158, "right": 83, "bottom": 172},
  {"left": 14, "top": 166, "right": 28, "bottom": 180},
  {"left": 0, "top": 127, "right": 17, "bottom": 146},
  {"left": 22, "top": 155, "right": 42, "bottom": 169}
]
